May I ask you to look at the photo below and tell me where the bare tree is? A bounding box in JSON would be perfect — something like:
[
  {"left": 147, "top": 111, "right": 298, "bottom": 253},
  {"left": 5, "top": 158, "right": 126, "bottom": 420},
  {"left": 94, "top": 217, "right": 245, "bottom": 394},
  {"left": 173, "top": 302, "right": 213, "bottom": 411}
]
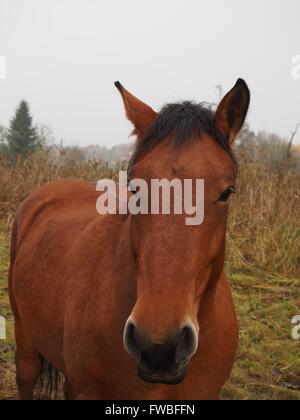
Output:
[
  {"left": 287, "top": 122, "right": 300, "bottom": 158},
  {"left": 216, "top": 85, "right": 223, "bottom": 101}
]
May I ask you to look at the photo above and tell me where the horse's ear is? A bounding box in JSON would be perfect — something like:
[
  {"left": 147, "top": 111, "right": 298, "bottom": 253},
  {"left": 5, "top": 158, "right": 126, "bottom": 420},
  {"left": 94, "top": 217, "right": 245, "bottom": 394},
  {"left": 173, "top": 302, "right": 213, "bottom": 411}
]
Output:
[
  {"left": 214, "top": 79, "right": 250, "bottom": 145},
  {"left": 115, "top": 82, "right": 158, "bottom": 139}
]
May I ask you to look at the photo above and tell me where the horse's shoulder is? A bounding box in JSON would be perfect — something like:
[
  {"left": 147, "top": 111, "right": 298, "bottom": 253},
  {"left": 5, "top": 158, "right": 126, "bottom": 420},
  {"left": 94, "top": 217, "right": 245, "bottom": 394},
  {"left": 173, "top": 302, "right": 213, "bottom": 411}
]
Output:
[{"left": 15, "top": 179, "right": 99, "bottom": 236}]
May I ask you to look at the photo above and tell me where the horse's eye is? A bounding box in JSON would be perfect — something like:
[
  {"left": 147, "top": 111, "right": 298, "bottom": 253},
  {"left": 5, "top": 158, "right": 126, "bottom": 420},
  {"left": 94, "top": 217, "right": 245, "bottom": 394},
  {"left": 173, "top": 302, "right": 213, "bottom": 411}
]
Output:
[{"left": 218, "top": 187, "right": 236, "bottom": 202}]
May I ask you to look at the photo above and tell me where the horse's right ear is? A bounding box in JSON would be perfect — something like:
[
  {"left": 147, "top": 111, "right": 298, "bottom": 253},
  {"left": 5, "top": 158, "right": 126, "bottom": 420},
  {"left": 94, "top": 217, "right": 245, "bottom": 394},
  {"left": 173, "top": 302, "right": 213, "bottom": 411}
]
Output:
[
  {"left": 115, "top": 82, "right": 158, "bottom": 140},
  {"left": 214, "top": 79, "right": 250, "bottom": 145}
]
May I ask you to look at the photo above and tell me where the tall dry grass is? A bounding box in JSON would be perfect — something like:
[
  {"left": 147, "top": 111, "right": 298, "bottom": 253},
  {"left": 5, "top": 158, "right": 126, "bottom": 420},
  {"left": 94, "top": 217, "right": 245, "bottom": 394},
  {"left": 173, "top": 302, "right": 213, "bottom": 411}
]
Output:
[
  {"left": 0, "top": 148, "right": 299, "bottom": 277},
  {"left": 0, "top": 150, "right": 119, "bottom": 224},
  {"left": 228, "top": 153, "right": 300, "bottom": 277}
]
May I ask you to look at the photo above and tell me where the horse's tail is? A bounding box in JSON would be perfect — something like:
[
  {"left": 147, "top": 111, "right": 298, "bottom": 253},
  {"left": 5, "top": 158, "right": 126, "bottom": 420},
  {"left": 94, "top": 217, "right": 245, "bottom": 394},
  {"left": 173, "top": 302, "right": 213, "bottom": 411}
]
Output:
[{"left": 37, "top": 354, "right": 63, "bottom": 400}]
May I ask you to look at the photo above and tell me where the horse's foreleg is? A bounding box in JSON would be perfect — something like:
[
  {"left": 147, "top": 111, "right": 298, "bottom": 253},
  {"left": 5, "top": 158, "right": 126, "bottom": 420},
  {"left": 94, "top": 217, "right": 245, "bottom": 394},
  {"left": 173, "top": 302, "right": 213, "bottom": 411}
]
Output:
[{"left": 15, "top": 320, "right": 41, "bottom": 400}]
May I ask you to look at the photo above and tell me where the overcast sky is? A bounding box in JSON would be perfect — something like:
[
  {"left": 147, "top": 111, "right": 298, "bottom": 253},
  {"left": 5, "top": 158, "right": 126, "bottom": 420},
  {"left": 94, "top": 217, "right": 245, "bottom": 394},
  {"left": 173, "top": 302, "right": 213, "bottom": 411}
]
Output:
[{"left": 0, "top": 0, "right": 299, "bottom": 147}]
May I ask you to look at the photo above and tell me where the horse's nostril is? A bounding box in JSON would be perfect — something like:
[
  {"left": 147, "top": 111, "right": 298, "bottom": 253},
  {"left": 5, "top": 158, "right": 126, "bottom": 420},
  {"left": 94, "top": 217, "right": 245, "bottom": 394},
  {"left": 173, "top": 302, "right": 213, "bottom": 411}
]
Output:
[
  {"left": 175, "top": 325, "right": 198, "bottom": 364},
  {"left": 123, "top": 320, "right": 142, "bottom": 360},
  {"left": 124, "top": 320, "right": 198, "bottom": 370}
]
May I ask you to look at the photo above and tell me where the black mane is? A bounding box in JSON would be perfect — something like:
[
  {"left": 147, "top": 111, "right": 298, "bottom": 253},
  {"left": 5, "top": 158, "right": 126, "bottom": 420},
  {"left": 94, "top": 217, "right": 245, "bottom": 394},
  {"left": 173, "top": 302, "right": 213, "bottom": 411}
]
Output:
[{"left": 128, "top": 101, "right": 237, "bottom": 171}]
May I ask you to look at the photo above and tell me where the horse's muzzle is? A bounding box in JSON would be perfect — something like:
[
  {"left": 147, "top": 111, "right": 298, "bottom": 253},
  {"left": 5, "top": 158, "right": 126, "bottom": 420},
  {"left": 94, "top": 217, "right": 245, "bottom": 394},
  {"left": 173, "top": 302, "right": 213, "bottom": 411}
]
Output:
[
  {"left": 137, "top": 363, "right": 188, "bottom": 385},
  {"left": 123, "top": 319, "right": 198, "bottom": 385}
]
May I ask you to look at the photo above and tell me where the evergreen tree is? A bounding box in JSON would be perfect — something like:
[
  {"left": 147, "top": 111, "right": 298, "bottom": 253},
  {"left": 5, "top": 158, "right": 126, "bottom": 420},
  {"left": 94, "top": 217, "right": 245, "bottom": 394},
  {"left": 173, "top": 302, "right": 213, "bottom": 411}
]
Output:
[
  {"left": 0, "top": 125, "right": 7, "bottom": 155},
  {"left": 6, "top": 100, "right": 38, "bottom": 162}
]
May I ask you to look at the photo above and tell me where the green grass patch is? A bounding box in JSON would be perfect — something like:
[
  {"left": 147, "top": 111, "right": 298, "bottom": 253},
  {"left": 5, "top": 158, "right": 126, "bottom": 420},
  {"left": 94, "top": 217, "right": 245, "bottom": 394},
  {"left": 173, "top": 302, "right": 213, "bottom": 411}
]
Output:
[{"left": 223, "top": 272, "right": 300, "bottom": 400}]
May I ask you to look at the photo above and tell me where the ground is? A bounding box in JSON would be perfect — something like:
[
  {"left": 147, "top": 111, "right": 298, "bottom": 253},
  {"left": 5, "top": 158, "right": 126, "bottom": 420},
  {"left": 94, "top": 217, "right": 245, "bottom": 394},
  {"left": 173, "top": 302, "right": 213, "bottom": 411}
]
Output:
[{"left": 0, "top": 223, "right": 299, "bottom": 400}]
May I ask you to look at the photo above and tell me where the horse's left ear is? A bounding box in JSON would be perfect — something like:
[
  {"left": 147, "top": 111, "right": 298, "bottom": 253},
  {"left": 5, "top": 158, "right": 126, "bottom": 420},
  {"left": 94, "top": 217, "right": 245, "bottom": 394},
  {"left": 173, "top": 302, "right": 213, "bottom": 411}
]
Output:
[
  {"left": 214, "top": 79, "right": 250, "bottom": 145},
  {"left": 115, "top": 81, "right": 158, "bottom": 139}
]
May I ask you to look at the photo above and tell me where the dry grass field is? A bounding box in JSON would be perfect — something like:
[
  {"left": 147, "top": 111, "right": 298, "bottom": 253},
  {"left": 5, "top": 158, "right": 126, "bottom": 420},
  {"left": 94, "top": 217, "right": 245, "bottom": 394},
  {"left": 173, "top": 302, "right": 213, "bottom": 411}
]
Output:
[{"left": 0, "top": 150, "right": 299, "bottom": 400}]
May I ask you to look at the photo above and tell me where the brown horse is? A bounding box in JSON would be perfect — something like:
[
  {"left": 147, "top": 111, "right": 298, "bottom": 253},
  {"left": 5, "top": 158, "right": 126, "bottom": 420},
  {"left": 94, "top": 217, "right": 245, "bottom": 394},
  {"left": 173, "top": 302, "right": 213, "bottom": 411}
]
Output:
[{"left": 9, "top": 79, "right": 250, "bottom": 400}]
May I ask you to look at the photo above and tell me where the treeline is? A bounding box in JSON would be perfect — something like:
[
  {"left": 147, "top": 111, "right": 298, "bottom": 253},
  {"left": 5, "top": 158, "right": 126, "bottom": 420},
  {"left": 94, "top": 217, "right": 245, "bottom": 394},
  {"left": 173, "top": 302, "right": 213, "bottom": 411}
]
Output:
[
  {"left": 237, "top": 124, "right": 300, "bottom": 172},
  {"left": 0, "top": 100, "right": 131, "bottom": 165},
  {"left": 0, "top": 100, "right": 299, "bottom": 171}
]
